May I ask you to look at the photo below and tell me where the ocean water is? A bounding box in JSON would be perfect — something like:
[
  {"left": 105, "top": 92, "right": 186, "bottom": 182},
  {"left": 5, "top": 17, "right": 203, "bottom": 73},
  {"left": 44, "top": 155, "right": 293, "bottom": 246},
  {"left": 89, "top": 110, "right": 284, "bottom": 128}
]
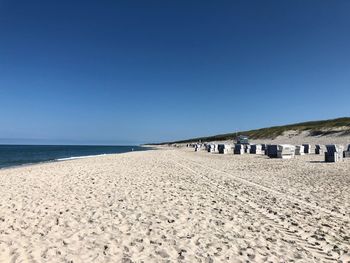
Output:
[{"left": 0, "top": 145, "right": 150, "bottom": 169}]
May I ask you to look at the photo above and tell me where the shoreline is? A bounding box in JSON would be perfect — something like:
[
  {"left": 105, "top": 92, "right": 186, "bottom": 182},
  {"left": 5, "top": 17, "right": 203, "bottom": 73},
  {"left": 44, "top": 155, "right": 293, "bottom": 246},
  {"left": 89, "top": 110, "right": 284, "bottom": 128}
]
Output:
[
  {"left": 0, "top": 153, "right": 109, "bottom": 171},
  {"left": 0, "top": 145, "right": 153, "bottom": 171},
  {"left": 0, "top": 144, "right": 152, "bottom": 170}
]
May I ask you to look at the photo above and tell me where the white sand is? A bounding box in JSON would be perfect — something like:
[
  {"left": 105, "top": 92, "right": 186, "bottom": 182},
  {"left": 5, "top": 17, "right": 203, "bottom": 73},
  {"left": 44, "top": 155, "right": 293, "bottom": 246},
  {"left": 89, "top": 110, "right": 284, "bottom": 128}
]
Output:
[
  {"left": 0, "top": 148, "right": 349, "bottom": 262},
  {"left": 251, "top": 130, "right": 350, "bottom": 146},
  {"left": 200, "top": 130, "right": 350, "bottom": 147}
]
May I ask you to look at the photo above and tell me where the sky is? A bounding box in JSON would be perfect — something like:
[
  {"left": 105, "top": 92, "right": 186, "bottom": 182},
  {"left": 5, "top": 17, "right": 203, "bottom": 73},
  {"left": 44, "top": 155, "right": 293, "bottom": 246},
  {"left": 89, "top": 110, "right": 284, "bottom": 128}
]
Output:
[{"left": 0, "top": 0, "right": 349, "bottom": 145}]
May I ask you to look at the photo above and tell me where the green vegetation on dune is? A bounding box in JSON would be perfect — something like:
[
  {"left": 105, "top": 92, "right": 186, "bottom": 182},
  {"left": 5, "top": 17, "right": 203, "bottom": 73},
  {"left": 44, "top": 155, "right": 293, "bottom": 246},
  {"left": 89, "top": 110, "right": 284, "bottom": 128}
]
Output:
[{"left": 160, "top": 117, "right": 350, "bottom": 144}]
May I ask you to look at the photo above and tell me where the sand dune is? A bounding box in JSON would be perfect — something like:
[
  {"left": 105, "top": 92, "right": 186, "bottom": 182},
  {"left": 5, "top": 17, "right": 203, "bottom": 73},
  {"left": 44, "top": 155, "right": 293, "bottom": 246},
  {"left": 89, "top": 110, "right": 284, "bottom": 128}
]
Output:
[
  {"left": 251, "top": 130, "right": 350, "bottom": 146},
  {"left": 0, "top": 148, "right": 349, "bottom": 262}
]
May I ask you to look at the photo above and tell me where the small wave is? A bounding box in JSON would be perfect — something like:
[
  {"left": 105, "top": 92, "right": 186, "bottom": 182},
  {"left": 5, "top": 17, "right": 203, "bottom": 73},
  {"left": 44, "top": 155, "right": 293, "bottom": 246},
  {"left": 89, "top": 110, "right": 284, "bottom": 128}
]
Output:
[{"left": 57, "top": 154, "right": 107, "bottom": 161}]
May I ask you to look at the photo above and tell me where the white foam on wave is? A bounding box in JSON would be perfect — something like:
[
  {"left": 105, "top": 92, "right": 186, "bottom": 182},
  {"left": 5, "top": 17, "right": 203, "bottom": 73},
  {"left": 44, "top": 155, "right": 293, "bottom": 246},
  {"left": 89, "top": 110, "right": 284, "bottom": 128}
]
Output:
[{"left": 57, "top": 154, "right": 107, "bottom": 161}]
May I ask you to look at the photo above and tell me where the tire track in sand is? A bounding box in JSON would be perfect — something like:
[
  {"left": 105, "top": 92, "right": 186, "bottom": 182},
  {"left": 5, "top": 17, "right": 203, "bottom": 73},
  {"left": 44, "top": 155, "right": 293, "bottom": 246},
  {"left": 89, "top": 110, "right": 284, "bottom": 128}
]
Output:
[
  {"left": 172, "top": 153, "right": 348, "bottom": 262},
  {"left": 176, "top": 152, "right": 349, "bottom": 222}
]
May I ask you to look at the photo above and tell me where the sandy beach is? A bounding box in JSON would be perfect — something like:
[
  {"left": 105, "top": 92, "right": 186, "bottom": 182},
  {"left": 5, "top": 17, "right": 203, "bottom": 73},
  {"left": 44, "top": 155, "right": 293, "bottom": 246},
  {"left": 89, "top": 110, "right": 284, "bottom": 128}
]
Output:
[{"left": 0, "top": 147, "right": 349, "bottom": 262}]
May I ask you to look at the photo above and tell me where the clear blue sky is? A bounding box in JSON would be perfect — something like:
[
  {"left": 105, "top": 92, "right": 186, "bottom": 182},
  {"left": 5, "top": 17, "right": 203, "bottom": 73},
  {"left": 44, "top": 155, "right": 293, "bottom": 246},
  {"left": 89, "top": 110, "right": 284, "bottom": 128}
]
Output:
[{"left": 1, "top": 0, "right": 349, "bottom": 145}]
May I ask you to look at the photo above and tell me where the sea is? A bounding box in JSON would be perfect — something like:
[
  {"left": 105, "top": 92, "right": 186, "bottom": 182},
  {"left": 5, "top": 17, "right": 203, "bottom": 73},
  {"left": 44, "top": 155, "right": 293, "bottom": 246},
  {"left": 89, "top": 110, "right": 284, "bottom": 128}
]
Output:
[{"left": 0, "top": 145, "right": 151, "bottom": 169}]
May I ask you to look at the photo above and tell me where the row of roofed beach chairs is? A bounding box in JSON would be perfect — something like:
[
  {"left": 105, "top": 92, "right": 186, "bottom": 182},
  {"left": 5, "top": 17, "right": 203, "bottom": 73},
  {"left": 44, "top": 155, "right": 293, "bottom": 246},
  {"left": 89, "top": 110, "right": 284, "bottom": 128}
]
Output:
[{"left": 188, "top": 143, "right": 350, "bottom": 163}]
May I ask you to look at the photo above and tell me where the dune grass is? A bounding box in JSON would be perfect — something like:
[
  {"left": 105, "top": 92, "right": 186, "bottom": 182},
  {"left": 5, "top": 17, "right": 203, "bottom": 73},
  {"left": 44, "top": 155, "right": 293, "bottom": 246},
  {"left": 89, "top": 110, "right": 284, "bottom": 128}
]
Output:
[{"left": 159, "top": 117, "right": 350, "bottom": 144}]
